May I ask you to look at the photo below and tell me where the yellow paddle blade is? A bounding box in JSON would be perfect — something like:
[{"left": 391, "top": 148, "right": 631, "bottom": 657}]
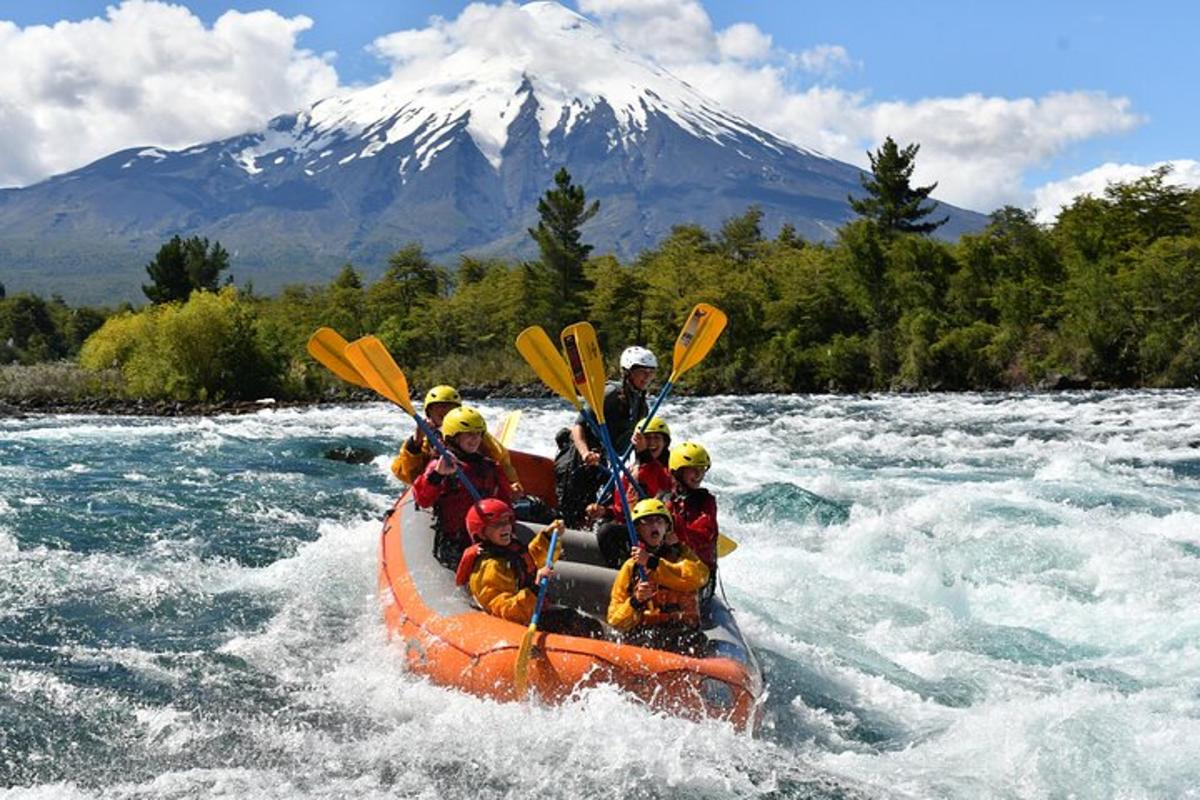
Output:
[
  {"left": 516, "top": 326, "right": 580, "bottom": 409},
  {"left": 717, "top": 533, "right": 738, "bottom": 558},
  {"left": 306, "top": 327, "right": 368, "bottom": 388},
  {"left": 496, "top": 410, "right": 522, "bottom": 447},
  {"left": 513, "top": 622, "right": 537, "bottom": 694},
  {"left": 671, "top": 303, "right": 728, "bottom": 380},
  {"left": 560, "top": 322, "right": 608, "bottom": 425},
  {"left": 342, "top": 336, "right": 416, "bottom": 416}
]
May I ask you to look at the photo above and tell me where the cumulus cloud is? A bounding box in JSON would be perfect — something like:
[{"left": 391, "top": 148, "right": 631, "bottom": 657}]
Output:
[
  {"left": 565, "top": 1, "right": 1143, "bottom": 212},
  {"left": 0, "top": 0, "right": 338, "bottom": 187},
  {"left": 1031, "top": 160, "right": 1200, "bottom": 223},
  {"left": 794, "top": 44, "right": 855, "bottom": 77}
]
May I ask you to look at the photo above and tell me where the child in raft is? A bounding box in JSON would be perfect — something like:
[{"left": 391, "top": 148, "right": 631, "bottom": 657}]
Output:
[
  {"left": 588, "top": 416, "right": 674, "bottom": 568},
  {"left": 456, "top": 499, "right": 602, "bottom": 637},
  {"left": 667, "top": 441, "right": 720, "bottom": 603},
  {"left": 607, "top": 498, "right": 711, "bottom": 655},
  {"left": 392, "top": 385, "right": 522, "bottom": 494},
  {"left": 412, "top": 406, "right": 512, "bottom": 569}
]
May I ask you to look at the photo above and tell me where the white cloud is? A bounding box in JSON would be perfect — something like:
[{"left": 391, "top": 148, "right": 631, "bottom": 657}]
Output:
[
  {"left": 1031, "top": 160, "right": 1200, "bottom": 223},
  {"left": 794, "top": 44, "right": 854, "bottom": 76},
  {"left": 0, "top": 0, "right": 338, "bottom": 188},
  {"left": 716, "top": 23, "right": 772, "bottom": 62},
  {"left": 566, "top": 1, "right": 1142, "bottom": 212}
]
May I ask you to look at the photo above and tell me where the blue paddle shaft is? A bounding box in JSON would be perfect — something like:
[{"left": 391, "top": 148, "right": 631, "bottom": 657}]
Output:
[
  {"left": 595, "top": 420, "right": 648, "bottom": 582},
  {"left": 582, "top": 410, "right": 643, "bottom": 503},
  {"left": 530, "top": 528, "right": 561, "bottom": 627},
  {"left": 596, "top": 378, "right": 674, "bottom": 502},
  {"left": 412, "top": 414, "right": 483, "bottom": 503}
]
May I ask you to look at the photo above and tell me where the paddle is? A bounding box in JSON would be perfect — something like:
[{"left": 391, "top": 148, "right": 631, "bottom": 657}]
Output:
[
  {"left": 560, "top": 322, "right": 646, "bottom": 579},
  {"left": 514, "top": 325, "right": 642, "bottom": 489},
  {"left": 306, "top": 327, "right": 369, "bottom": 388},
  {"left": 496, "top": 410, "right": 522, "bottom": 448},
  {"left": 343, "top": 336, "right": 483, "bottom": 503},
  {"left": 598, "top": 303, "right": 728, "bottom": 500},
  {"left": 513, "top": 520, "right": 564, "bottom": 694}
]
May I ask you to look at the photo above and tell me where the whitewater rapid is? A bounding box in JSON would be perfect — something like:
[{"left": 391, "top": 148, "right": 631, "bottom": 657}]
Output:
[{"left": 3, "top": 392, "right": 1200, "bottom": 799}]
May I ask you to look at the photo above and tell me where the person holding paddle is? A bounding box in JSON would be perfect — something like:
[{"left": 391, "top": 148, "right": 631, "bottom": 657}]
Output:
[
  {"left": 391, "top": 385, "right": 523, "bottom": 494},
  {"left": 607, "top": 498, "right": 710, "bottom": 656},
  {"left": 667, "top": 441, "right": 720, "bottom": 601},
  {"left": 412, "top": 406, "right": 513, "bottom": 568},
  {"left": 553, "top": 346, "right": 656, "bottom": 527},
  {"left": 588, "top": 416, "right": 674, "bottom": 567}
]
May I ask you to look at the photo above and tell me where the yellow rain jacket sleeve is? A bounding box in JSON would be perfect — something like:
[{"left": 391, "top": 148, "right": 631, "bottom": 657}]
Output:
[
  {"left": 468, "top": 529, "right": 563, "bottom": 624},
  {"left": 391, "top": 435, "right": 433, "bottom": 483},
  {"left": 482, "top": 432, "right": 520, "bottom": 486},
  {"left": 606, "top": 545, "right": 709, "bottom": 632}
]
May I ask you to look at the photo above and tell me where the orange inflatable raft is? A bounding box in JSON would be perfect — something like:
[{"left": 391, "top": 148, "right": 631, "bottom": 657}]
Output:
[{"left": 378, "top": 449, "right": 763, "bottom": 730}]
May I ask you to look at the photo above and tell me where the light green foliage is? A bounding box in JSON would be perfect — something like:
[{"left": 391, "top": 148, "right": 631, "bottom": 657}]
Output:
[{"left": 79, "top": 287, "right": 279, "bottom": 401}]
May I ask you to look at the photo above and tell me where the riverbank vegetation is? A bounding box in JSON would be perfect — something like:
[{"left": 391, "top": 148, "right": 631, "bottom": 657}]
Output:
[{"left": 3, "top": 144, "right": 1199, "bottom": 404}]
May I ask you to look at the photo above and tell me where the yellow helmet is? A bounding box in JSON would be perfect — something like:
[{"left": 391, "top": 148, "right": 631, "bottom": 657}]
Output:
[
  {"left": 424, "top": 385, "right": 462, "bottom": 408},
  {"left": 669, "top": 441, "right": 711, "bottom": 472},
  {"left": 441, "top": 406, "right": 486, "bottom": 438},
  {"left": 636, "top": 417, "right": 670, "bottom": 438},
  {"left": 630, "top": 498, "right": 672, "bottom": 527}
]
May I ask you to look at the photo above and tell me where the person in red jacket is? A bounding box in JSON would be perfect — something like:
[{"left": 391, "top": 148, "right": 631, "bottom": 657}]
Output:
[
  {"left": 412, "top": 406, "right": 512, "bottom": 568},
  {"left": 667, "top": 441, "right": 719, "bottom": 602},
  {"left": 589, "top": 416, "right": 674, "bottom": 567}
]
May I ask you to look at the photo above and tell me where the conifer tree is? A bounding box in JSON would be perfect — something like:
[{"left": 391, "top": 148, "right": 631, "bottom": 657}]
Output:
[
  {"left": 528, "top": 168, "right": 599, "bottom": 323},
  {"left": 143, "top": 235, "right": 230, "bottom": 304},
  {"left": 850, "top": 137, "right": 948, "bottom": 235}
]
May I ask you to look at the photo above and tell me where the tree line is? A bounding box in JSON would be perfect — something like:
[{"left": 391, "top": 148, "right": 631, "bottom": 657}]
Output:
[{"left": 3, "top": 142, "right": 1200, "bottom": 402}]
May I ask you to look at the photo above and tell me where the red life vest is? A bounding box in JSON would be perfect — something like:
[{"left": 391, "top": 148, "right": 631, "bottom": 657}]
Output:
[
  {"left": 455, "top": 541, "right": 537, "bottom": 588},
  {"left": 412, "top": 451, "right": 512, "bottom": 546},
  {"left": 609, "top": 457, "right": 674, "bottom": 519},
  {"left": 670, "top": 488, "right": 719, "bottom": 568}
]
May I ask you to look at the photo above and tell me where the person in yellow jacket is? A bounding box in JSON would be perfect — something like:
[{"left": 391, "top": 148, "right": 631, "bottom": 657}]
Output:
[
  {"left": 607, "top": 498, "right": 711, "bottom": 655},
  {"left": 454, "top": 500, "right": 601, "bottom": 636},
  {"left": 391, "top": 385, "right": 522, "bottom": 493}
]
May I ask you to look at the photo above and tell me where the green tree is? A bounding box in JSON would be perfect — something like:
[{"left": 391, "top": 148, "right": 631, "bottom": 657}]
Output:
[
  {"left": 850, "top": 136, "right": 948, "bottom": 236},
  {"left": 143, "top": 235, "right": 231, "bottom": 304},
  {"left": 528, "top": 167, "right": 599, "bottom": 325}
]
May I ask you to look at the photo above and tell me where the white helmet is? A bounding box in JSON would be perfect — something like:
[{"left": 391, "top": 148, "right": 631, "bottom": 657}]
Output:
[{"left": 619, "top": 346, "right": 658, "bottom": 371}]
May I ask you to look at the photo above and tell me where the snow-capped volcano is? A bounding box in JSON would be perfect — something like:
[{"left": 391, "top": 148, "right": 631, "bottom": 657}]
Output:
[{"left": 0, "top": 1, "right": 984, "bottom": 303}]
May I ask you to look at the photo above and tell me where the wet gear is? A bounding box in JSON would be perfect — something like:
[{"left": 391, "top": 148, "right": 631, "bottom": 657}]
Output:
[
  {"left": 465, "top": 498, "right": 515, "bottom": 540},
  {"left": 412, "top": 449, "right": 512, "bottom": 568},
  {"left": 619, "top": 346, "right": 658, "bottom": 371},
  {"left": 455, "top": 527, "right": 561, "bottom": 624},
  {"left": 670, "top": 441, "right": 712, "bottom": 472},
  {"left": 607, "top": 542, "right": 709, "bottom": 631},
  {"left": 441, "top": 406, "right": 487, "bottom": 438},
  {"left": 424, "top": 385, "right": 463, "bottom": 408},
  {"left": 671, "top": 487, "right": 719, "bottom": 569}
]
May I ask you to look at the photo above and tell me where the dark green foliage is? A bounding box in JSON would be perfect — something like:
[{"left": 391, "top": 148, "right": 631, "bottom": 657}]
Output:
[
  {"left": 850, "top": 137, "right": 949, "bottom": 235},
  {"left": 528, "top": 167, "right": 599, "bottom": 326},
  {"left": 143, "top": 235, "right": 231, "bottom": 304}
]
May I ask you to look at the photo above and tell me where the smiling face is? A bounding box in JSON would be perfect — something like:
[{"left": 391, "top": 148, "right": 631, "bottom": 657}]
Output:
[
  {"left": 634, "top": 513, "right": 669, "bottom": 548},
  {"left": 677, "top": 465, "right": 706, "bottom": 490},
  {"left": 644, "top": 432, "right": 667, "bottom": 458},
  {"left": 454, "top": 431, "right": 483, "bottom": 453},
  {"left": 626, "top": 366, "right": 656, "bottom": 391},
  {"left": 480, "top": 518, "right": 514, "bottom": 546}
]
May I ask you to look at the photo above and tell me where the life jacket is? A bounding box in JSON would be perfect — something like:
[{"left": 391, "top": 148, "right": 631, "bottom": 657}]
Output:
[
  {"left": 455, "top": 541, "right": 537, "bottom": 589},
  {"left": 628, "top": 544, "right": 701, "bottom": 628},
  {"left": 609, "top": 457, "right": 674, "bottom": 519},
  {"left": 670, "top": 487, "right": 719, "bottom": 568},
  {"left": 412, "top": 450, "right": 511, "bottom": 546}
]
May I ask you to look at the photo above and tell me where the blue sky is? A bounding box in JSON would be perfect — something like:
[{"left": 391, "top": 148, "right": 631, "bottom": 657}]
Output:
[{"left": 2, "top": 0, "right": 1196, "bottom": 216}]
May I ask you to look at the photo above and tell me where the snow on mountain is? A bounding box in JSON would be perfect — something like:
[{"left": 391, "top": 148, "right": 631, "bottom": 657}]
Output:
[{"left": 0, "top": 1, "right": 984, "bottom": 304}]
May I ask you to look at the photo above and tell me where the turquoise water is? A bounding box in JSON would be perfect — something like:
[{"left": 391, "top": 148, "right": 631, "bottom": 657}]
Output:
[{"left": 3, "top": 392, "right": 1200, "bottom": 798}]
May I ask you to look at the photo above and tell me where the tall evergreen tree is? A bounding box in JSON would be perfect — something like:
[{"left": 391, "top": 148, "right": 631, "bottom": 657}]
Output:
[
  {"left": 143, "top": 235, "right": 231, "bottom": 304},
  {"left": 528, "top": 167, "right": 599, "bottom": 324},
  {"left": 850, "top": 137, "right": 948, "bottom": 236},
  {"left": 0, "top": 281, "right": 5, "bottom": 300}
]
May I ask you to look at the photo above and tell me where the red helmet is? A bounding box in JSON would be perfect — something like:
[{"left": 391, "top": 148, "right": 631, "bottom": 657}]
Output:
[{"left": 466, "top": 498, "right": 516, "bottom": 539}]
